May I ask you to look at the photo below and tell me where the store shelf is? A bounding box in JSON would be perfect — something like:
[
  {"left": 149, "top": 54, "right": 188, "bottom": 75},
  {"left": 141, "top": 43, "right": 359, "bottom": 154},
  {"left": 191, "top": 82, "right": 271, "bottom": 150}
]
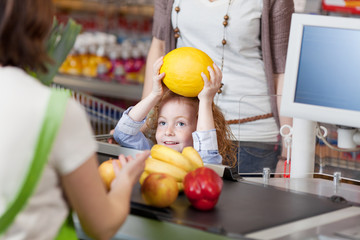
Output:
[
  {"left": 322, "top": 0, "right": 360, "bottom": 15},
  {"left": 54, "top": 75, "right": 143, "bottom": 101},
  {"left": 53, "top": 0, "right": 154, "bottom": 17}
]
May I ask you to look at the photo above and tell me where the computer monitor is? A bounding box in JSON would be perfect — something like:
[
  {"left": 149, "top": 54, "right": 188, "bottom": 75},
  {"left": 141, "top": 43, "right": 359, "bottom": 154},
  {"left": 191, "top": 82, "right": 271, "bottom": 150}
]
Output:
[{"left": 281, "top": 13, "right": 360, "bottom": 129}]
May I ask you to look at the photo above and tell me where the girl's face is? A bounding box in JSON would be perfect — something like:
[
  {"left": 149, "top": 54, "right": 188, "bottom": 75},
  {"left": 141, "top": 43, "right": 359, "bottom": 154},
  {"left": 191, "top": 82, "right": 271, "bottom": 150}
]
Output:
[{"left": 155, "top": 98, "right": 197, "bottom": 152}]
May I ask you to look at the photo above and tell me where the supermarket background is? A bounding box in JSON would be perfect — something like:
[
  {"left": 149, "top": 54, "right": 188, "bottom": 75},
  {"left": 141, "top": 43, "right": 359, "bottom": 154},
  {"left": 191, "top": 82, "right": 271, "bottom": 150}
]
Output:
[{"left": 52, "top": 0, "right": 360, "bottom": 180}]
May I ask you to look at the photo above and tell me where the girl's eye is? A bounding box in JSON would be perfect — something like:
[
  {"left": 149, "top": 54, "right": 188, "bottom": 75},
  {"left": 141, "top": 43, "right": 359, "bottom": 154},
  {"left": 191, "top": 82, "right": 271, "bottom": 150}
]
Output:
[
  {"left": 158, "top": 121, "right": 166, "bottom": 126},
  {"left": 177, "top": 122, "right": 185, "bottom": 127}
]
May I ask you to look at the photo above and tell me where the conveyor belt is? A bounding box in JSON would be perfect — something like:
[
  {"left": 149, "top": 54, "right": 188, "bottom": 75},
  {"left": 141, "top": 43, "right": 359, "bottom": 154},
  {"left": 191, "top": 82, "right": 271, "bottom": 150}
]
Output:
[
  {"left": 97, "top": 148, "right": 352, "bottom": 238},
  {"left": 129, "top": 179, "right": 351, "bottom": 238}
]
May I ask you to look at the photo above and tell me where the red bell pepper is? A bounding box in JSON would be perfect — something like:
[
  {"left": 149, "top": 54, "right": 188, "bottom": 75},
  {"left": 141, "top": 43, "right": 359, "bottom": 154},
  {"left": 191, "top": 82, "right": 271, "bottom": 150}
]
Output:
[{"left": 183, "top": 167, "right": 223, "bottom": 211}]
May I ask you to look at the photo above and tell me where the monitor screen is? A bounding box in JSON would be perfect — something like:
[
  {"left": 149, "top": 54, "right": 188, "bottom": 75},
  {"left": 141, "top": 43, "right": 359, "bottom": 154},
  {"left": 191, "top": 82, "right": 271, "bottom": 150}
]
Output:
[{"left": 281, "top": 13, "right": 360, "bottom": 129}]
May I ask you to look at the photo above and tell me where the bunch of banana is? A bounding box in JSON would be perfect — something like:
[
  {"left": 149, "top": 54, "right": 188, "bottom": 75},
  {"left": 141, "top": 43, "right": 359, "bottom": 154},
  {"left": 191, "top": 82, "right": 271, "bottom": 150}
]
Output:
[{"left": 139, "top": 144, "right": 204, "bottom": 191}]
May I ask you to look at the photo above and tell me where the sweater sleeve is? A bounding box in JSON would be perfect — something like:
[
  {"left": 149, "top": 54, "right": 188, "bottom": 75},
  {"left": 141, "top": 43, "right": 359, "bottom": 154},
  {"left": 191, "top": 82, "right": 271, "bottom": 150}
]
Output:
[
  {"left": 113, "top": 107, "right": 152, "bottom": 150},
  {"left": 152, "top": 0, "right": 169, "bottom": 40},
  {"left": 192, "top": 129, "right": 222, "bottom": 165},
  {"left": 270, "top": 0, "right": 294, "bottom": 73}
]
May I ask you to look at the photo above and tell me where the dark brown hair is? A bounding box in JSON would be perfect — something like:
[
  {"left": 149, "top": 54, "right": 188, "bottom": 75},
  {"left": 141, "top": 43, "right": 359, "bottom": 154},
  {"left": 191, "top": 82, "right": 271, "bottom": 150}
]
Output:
[
  {"left": 0, "top": 0, "right": 54, "bottom": 72},
  {"left": 144, "top": 90, "right": 237, "bottom": 167}
]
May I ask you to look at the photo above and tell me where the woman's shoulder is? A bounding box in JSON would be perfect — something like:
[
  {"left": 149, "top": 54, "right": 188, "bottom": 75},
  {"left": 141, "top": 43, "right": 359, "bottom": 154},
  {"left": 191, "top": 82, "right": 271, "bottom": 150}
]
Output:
[
  {"left": 0, "top": 66, "right": 52, "bottom": 100},
  {"left": 50, "top": 97, "right": 97, "bottom": 175},
  {"left": 264, "top": 0, "right": 294, "bottom": 10}
]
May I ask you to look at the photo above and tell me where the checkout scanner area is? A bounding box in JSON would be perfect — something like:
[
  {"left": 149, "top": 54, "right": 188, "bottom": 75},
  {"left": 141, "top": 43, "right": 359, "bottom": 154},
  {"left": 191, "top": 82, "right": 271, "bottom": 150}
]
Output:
[{"left": 76, "top": 13, "right": 360, "bottom": 240}]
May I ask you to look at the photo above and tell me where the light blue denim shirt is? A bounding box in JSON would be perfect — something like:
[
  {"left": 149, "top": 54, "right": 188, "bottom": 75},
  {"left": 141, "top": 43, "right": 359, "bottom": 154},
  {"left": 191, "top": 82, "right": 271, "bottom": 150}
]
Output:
[{"left": 113, "top": 107, "right": 222, "bottom": 164}]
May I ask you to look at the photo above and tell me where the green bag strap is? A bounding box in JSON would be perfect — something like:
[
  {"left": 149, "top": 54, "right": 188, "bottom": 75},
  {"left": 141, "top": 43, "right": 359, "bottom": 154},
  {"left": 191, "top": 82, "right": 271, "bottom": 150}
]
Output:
[
  {"left": 55, "top": 212, "right": 77, "bottom": 240},
  {"left": 0, "top": 89, "right": 71, "bottom": 237}
]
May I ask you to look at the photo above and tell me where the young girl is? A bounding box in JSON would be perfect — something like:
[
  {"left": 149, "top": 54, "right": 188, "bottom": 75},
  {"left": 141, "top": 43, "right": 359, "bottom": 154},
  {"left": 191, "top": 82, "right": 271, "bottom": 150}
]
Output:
[{"left": 113, "top": 57, "right": 236, "bottom": 166}]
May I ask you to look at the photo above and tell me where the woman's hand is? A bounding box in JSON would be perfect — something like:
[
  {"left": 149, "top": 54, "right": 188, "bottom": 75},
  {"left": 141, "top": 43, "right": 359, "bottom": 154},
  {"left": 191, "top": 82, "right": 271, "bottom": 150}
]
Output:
[
  {"left": 111, "top": 150, "right": 150, "bottom": 189},
  {"left": 198, "top": 63, "right": 222, "bottom": 102},
  {"left": 151, "top": 57, "right": 165, "bottom": 98}
]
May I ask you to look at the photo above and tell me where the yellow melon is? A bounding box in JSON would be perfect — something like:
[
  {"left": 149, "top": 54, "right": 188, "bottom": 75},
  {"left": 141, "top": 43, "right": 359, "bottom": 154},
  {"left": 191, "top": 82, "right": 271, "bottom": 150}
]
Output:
[{"left": 160, "top": 47, "right": 214, "bottom": 97}]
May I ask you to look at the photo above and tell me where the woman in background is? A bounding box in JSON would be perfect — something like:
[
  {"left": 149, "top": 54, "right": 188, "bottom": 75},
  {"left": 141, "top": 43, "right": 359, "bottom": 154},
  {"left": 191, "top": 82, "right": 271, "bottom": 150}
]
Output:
[{"left": 142, "top": 0, "right": 294, "bottom": 174}]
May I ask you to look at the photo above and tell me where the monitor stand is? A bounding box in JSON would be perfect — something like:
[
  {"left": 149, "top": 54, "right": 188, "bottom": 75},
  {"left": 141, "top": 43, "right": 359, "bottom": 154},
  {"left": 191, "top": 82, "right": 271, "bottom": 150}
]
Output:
[{"left": 291, "top": 118, "right": 317, "bottom": 178}]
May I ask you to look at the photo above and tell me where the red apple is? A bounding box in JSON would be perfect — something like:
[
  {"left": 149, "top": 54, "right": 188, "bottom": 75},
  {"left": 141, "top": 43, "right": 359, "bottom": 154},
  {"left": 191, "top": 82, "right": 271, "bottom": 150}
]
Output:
[
  {"left": 141, "top": 173, "right": 179, "bottom": 208},
  {"left": 183, "top": 167, "right": 223, "bottom": 211}
]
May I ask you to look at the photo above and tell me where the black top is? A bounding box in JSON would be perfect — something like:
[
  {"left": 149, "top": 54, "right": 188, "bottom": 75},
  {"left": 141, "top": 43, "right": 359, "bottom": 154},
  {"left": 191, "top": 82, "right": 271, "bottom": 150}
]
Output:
[{"left": 130, "top": 179, "right": 351, "bottom": 238}]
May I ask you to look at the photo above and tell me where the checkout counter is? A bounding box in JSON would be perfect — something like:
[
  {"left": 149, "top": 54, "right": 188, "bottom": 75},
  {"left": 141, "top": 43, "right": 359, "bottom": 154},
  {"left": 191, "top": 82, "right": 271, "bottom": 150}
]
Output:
[
  {"left": 74, "top": 13, "right": 360, "bottom": 239},
  {"left": 73, "top": 141, "right": 360, "bottom": 240}
]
